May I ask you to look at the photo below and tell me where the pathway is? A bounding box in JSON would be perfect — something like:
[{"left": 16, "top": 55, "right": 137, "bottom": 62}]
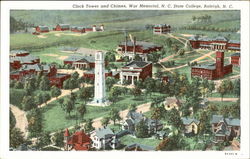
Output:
[
  {"left": 10, "top": 105, "right": 28, "bottom": 138},
  {"left": 207, "top": 97, "right": 239, "bottom": 102}
]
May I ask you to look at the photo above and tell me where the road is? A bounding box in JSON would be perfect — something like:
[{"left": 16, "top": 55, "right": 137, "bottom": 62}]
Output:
[
  {"left": 207, "top": 97, "right": 239, "bottom": 102},
  {"left": 10, "top": 105, "right": 28, "bottom": 138}
]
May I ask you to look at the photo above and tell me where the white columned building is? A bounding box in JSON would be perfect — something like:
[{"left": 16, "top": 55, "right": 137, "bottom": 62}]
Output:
[{"left": 89, "top": 51, "right": 110, "bottom": 106}]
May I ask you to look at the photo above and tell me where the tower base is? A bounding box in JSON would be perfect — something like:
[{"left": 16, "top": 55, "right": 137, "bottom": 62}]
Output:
[{"left": 87, "top": 99, "right": 111, "bottom": 107}]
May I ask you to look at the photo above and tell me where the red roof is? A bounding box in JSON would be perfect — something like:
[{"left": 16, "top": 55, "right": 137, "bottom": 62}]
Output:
[
  {"left": 64, "top": 128, "right": 70, "bottom": 137},
  {"left": 66, "top": 130, "right": 92, "bottom": 151}
]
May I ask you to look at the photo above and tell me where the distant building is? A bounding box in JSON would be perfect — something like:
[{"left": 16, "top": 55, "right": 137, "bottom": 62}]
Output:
[
  {"left": 189, "top": 35, "right": 240, "bottom": 51},
  {"left": 64, "top": 55, "right": 95, "bottom": 69},
  {"left": 90, "top": 127, "right": 119, "bottom": 150},
  {"left": 230, "top": 52, "right": 240, "bottom": 66},
  {"left": 10, "top": 54, "right": 40, "bottom": 69},
  {"left": 211, "top": 115, "right": 240, "bottom": 142},
  {"left": 117, "top": 38, "right": 162, "bottom": 61},
  {"left": 181, "top": 117, "right": 200, "bottom": 135},
  {"left": 122, "top": 110, "right": 163, "bottom": 135},
  {"left": 10, "top": 50, "right": 30, "bottom": 57},
  {"left": 71, "top": 26, "right": 85, "bottom": 33},
  {"left": 120, "top": 61, "right": 152, "bottom": 85},
  {"left": 64, "top": 129, "right": 92, "bottom": 151},
  {"left": 153, "top": 24, "right": 171, "bottom": 34},
  {"left": 54, "top": 24, "right": 70, "bottom": 31},
  {"left": 191, "top": 51, "right": 232, "bottom": 80},
  {"left": 35, "top": 26, "right": 49, "bottom": 33}
]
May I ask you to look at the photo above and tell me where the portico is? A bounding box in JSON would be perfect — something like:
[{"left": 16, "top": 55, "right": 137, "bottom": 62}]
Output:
[
  {"left": 120, "top": 71, "right": 140, "bottom": 85},
  {"left": 211, "top": 43, "right": 227, "bottom": 50}
]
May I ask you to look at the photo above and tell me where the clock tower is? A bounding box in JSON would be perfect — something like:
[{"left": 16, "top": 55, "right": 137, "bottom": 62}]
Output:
[{"left": 216, "top": 51, "right": 224, "bottom": 78}]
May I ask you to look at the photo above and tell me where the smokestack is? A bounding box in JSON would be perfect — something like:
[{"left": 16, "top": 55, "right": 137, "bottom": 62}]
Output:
[
  {"left": 133, "top": 37, "right": 136, "bottom": 58},
  {"left": 125, "top": 35, "right": 128, "bottom": 54}
]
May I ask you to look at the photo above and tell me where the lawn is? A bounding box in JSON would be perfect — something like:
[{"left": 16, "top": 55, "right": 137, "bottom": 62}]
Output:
[
  {"left": 120, "top": 134, "right": 161, "bottom": 148},
  {"left": 42, "top": 92, "right": 166, "bottom": 132}
]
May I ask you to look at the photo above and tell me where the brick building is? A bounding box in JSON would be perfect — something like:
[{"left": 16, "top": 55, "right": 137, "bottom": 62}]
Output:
[
  {"left": 230, "top": 52, "right": 240, "bottom": 66},
  {"left": 54, "top": 24, "right": 70, "bottom": 31},
  {"left": 64, "top": 129, "right": 92, "bottom": 151},
  {"left": 189, "top": 35, "right": 240, "bottom": 51},
  {"left": 35, "top": 26, "right": 49, "bottom": 33},
  {"left": 117, "top": 38, "right": 162, "bottom": 61},
  {"left": 191, "top": 51, "right": 232, "bottom": 80},
  {"left": 120, "top": 61, "right": 152, "bottom": 85},
  {"left": 71, "top": 26, "right": 85, "bottom": 33},
  {"left": 10, "top": 50, "right": 30, "bottom": 57},
  {"left": 10, "top": 53, "right": 40, "bottom": 69},
  {"left": 153, "top": 24, "right": 171, "bottom": 34}
]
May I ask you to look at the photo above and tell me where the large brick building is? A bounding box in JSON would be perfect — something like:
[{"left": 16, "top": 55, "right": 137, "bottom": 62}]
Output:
[
  {"left": 83, "top": 69, "right": 119, "bottom": 80},
  {"left": 230, "top": 52, "right": 240, "bottom": 66},
  {"left": 71, "top": 26, "right": 85, "bottom": 33},
  {"left": 117, "top": 38, "right": 162, "bottom": 61},
  {"left": 54, "top": 24, "right": 70, "bottom": 31},
  {"left": 153, "top": 24, "right": 171, "bottom": 34},
  {"left": 120, "top": 61, "right": 152, "bottom": 85},
  {"left": 10, "top": 53, "right": 40, "bottom": 69},
  {"left": 189, "top": 35, "right": 240, "bottom": 51},
  {"left": 191, "top": 51, "right": 232, "bottom": 80},
  {"left": 64, "top": 55, "right": 95, "bottom": 69},
  {"left": 35, "top": 26, "right": 49, "bottom": 33}
]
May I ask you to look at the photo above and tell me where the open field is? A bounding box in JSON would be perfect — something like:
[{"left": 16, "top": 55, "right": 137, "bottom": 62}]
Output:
[
  {"left": 42, "top": 92, "right": 166, "bottom": 132},
  {"left": 120, "top": 135, "right": 161, "bottom": 148}
]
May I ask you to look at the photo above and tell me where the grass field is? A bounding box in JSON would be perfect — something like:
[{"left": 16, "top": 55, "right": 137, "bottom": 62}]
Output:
[
  {"left": 42, "top": 92, "right": 166, "bottom": 132},
  {"left": 120, "top": 135, "right": 161, "bottom": 148}
]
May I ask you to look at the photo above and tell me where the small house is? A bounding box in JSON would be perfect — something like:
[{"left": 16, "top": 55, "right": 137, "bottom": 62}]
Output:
[{"left": 181, "top": 117, "right": 200, "bottom": 136}]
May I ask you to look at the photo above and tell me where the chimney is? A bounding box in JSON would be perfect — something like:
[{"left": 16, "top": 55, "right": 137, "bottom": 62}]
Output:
[
  {"left": 125, "top": 35, "right": 128, "bottom": 54},
  {"left": 133, "top": 37, "right": 136, "bottom": 58}
]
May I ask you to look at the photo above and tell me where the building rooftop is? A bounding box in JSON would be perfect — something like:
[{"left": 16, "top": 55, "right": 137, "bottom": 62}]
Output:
[
  {"left": 120, "top": 41, "right": 161, "bottom": 50},
  {"left": 57, "top": 24, "right": 70, "bottom": 29},
  {"left": 95, "top": 127, "right": 114, "bottom": 139},
  {"left": 154, "top": 24, "right": 171, "bottom": 27},
  {"left": 228, "top": 40, "right": 240, "bottom": 44},
  {"left": 211, "top": 115, "right": 240, "bottom": 126},
  {"left": 10, "top": 50, "right": 29, "bottom": 55},
  {"left": 64, "top": 55, "right": 94, "bottom": 63},
  {"left": 192, "top": 63, "right": 216, "bottom": 70},
  {"left": 19, "top": 64, "right": 51, "bottom": 72},
  {"left": 125, "top": 143, "right": 155, "bottom": 151},
  {"left": 231, "top": 52, "right": 240, "bottom": 57},
  {"left": 181, "top": 117, "right": 200, "bottom": 125},
  {"left": 124, "top": 61, "right": 151, "bottom": 68},
  {"left": 37, "top": 26, "right": 49, "bottom": 31},
  {"left": 10, "top": 54, "right": 39, "bottom": 63}
]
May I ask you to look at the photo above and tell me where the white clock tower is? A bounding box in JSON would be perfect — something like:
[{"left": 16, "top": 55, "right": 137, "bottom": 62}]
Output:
[{"left": 90, "top": 51, "right": 110, "bottom": 106}]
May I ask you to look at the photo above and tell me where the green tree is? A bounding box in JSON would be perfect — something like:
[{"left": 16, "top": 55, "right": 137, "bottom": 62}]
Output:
[
  {"left": 233, "top": 79, "right": 240, "bottom": 97},
  {"left": 22, "top": 96, "right": 36, "bottom": 111},
  {"left": 128, "top": 104, "right": 137, "bottom": 112},
  {"left": 39, "top": 76, "right": 50, "bottom": 91},
  {"left": 84, "top": 119, "right": 94, "bottom": 133},
  {"left": 135, "top": 120, "right": 149, "bottom": 138},
  {"left": 43, "top": 93, "right": 51, "bottom": 105},
  {"left": 106, "top": 77, "right": 117, "bottom": 91},
  {"left": 35, "top": 93, "right": 44, "bottom": 105},
  {"left": 132, "top": 86, "right": 142, "bottom": 98},
  {"left": 14, "top": 81, "right": 24, "bottom": 89},
  {"left": 64, "top": 99, "right": 74, "bottom": 116},
  {"left": 77, "top": 104, "right": 87, "bottom": 121},
  {"left": 109, "top": 108, "right": 121, "bottom": 125},
  {"left": 27, "top": 109, "right": 43, "bottom": 137},
  {"left": 217, "top": 80, "right": 228, "bottom": 102},
  {"left": 101, "top": 117, "right": 110, "bottom": 127},
  {"left": 63, "top": 79, "right": 70, "bottom": 89},
  {"left": 10, "top": 128, "right": 25, "bottom": 148},
  {"left": 54, "top": 130, "right": 64, "bottom": 148},
  {"left": 78, "top": 87, "right": 92, "bottom": 103},
  {"left": 37, "top": 132, "right": 51, "bottom": 149},
  {"left": 165, "top": 108, "right": 183, "bottom": 130},
  {"left": 50, "top": 86, "right": 61, "bottom": 99},
  {"left": 58, "top": 98, "right": 64, "bottom": 108}
]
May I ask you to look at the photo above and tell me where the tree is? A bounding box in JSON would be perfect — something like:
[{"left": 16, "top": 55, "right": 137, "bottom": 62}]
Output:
[
  {"left": 198, "top": 110, "right": 211, "bottom": 135},
  {"left": 156, "top": 134, "right": 185, "bottom": 151},
  {"left": 165, "top": 108, "right": 183, "bottom": 130},
  {"left": 58, "top": 98, "right": 64, "bottom": 108},
  {"left": 101, "top": 117, "right": 110, "bottom": 127},
  {"left": 43, "top": 93, "right": 51, "bottom": 105},
  {"left": 37, "top": 132, "right": 51, "bottom": 149},
  {"left": 106, "top": 77, "right": 117, "bottom": 91},
  {"left": 230, "top": 100, "right": 240, "bottom": 118},
  {"left": 72, "top": 71, "right": 79, "bottom": 80},
  {"left": 84, "top": 119, "right": 94, "bottom": 133},
  {"left": 35, "top": 93, "right": 44, "bottom": 105},
  {"left": 217, "top": 80, "right": 228, "bottom": 102},
  {"left": 78, "top": 87, "right": 92, "bottom": 103},
  {"left": 108, "top": 86, "right": 121, "bottom": 103},
  {"left": 50, "top": 86, "right": 61, "bottom": 99},
  {"left": 27, "top": 109, "right": 43, "bottom": 137},
  {"left": 135, "top": 120, "right": 149, "bottom": 138},
  {"left": 134, "top": 54, "right": 142, "bottom": 61},
  {"left": 54, "top": 130, "right": 64, "bottom": 148},
  {"left": 109, "top": 108, "right": 121, "bottom": 125},
  {"left": 132, "top": 86, "right": 142, "bottom": 98},
  {"left": 144, "top": 77, "right": 155, "bottom": 96},
  {"left": 77, "top": 104, "right": 87, "bottom": 121},
  {"left": 63, "top": 79, "right": 70, "bottom": 89},
  {"left": 10, "top": 128, "right": 25, "bottom": 148},
  {"left": 39, "top": 76, "right": 50, "bottom": 91},
  {"left": 128, "top": 104, "right": 137, "bottom": 112},
  {"left": 233, "top": 79, "right": 240, "bottom": 97},
  {"left": 64, "top": 99, "right": 74, "bottom": 116},
  {"left": 22, "top": 96, "right": 36, "bottom": 111},
  {"left": 14, "top": 81, "right": 23, "bottom": 89}
]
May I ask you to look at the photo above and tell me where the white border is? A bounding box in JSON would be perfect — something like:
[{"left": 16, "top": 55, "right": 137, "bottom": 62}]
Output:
[{"left": 1, "top": 1, "right": 249, "bottom": 159}]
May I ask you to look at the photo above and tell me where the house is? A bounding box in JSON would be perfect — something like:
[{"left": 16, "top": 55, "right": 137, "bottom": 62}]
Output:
[
  {"left": 189, "top": 35, "right": 240, "bottom": 51},
  {"left": 10, "top": 50, "right": 30, "bottom": 57},
  {"left": 90, "top": 127, "right": 120, "bottom": 150},
  {"left": 54, "top": 24, "right": 70, "bottom": 31},
  {"left": 230, "top": 52, "right": 240, "bottom": 66},
  {"left": 84, "top": 25, "right": 104, "bottom": 32},
  {"left": 164, "top": 97, "right": 182, "bottom": 110},
  {"left": 125, "top": 143, "right": 155, "bottom": 151},
  {"left": 10, "top": 54, "right": 40, "bottom": 69},
  {"left": 122, "top": 110, "right": 163, "bottom": 135},
  {"left": 191, "top": 51, "right": 232, "bottom": 80},
  {"left": 181, "top": 117, "right": 200, "bottom": 135},
  {"left": 64, "top": 129, "right": 92, "bottom": 151},
  {"left": 71, "top": 26, "right": 85, "bottom": 33},
  {"left": 35, "top": 26, "right": 49, "bottom": 33},
  {"left": 63, "top": 55, "right": 95, "bottom": 69},
  {"left": 211, "top": 115, "right": 240, "bottom": 142},
  {"left": 153, "top": 24, "right": 171, "bottom": 34},
  {"left": 83, "top": 69, "right": 119, "bottom": 80},
  {"left": 120, "top": 61, "right": 152, "bottom": 85},
  {"left": 117, "top": 38, "right": 163, "bottom": 61}
]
